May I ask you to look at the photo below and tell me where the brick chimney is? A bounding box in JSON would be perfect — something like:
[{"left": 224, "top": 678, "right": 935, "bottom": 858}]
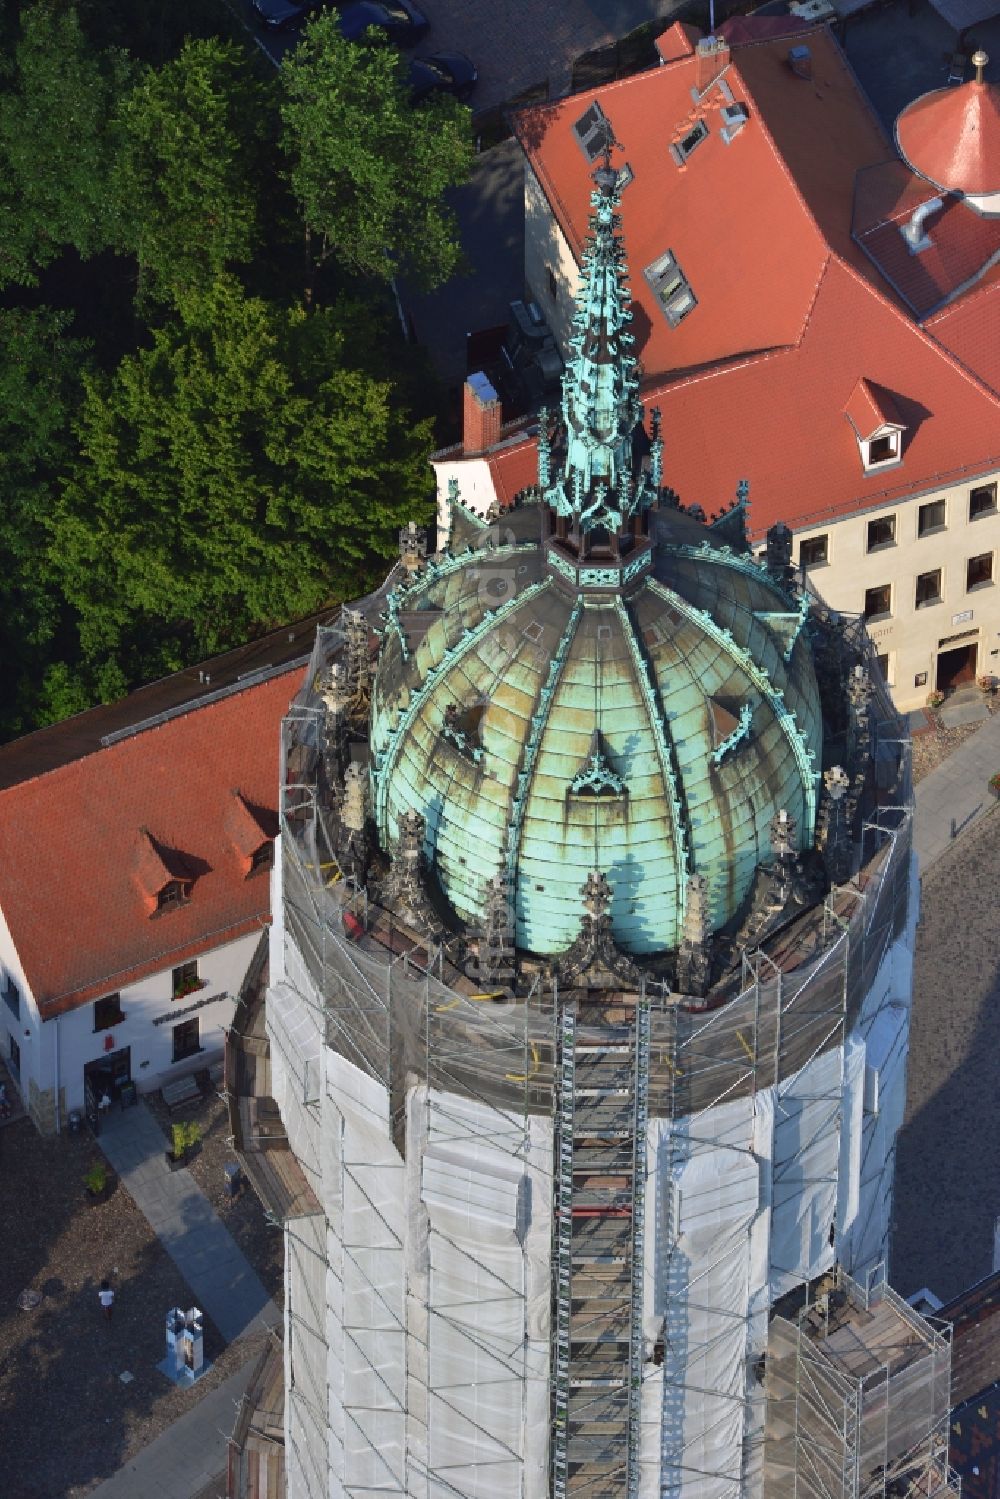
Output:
[
  {"left": 463, "top": 372, "right": 502, "bottom": 456},
  {"left": 694, "top": 35, "right": 730, "bottom": 95}
]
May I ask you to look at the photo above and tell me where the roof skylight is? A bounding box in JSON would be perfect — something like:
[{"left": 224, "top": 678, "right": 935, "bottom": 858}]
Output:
[
  {"left": 573, "top": 102, "right": 614, "bottom": 163},
  {"left": 670, "top": 120, "right": 709, "bottom": 166},
  {"left": 643, "top": 250, "right": 697, "bottom": 329}
]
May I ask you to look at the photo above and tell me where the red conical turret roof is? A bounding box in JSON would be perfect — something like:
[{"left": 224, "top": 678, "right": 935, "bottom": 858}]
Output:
[{"left": 896, "top": 59, "right": 1000, "bottom": 199}]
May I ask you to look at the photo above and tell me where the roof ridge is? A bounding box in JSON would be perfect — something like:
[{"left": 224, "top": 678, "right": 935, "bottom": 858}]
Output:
[
  {"left": 831, "top": 248, "right": 1000, "bottom": 412},
  {"left": 925, "top": 267, "right": 1000, "bottom": 327},
  {"left": 0, "top": 660, "right": 303, "bottom": 799}
]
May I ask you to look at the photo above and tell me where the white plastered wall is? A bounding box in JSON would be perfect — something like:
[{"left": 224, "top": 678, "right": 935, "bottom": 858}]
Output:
[
  {"left": 275, "top": 851, "right": 916, "bottom": 1499},
  {"left": 638, "top": 859, "right": 916, "bottom": 1499}
]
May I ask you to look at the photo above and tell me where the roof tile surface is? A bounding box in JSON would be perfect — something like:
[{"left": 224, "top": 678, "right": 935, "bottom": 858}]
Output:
[
  {"left": 0, "top": 667, "right": 302, "bottom": 1015},
  {"left": 493, "top": 28, "right": 1000, "bottom": 534},
  {"left": 896, "top": 80, "right": 1000, "bottom": 198}
]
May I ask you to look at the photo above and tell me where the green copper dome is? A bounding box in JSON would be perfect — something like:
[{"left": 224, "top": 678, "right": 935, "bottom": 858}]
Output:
[
  {"left": 369, "top": 159, "right": 822, "bottom": 958},
  {"left": 370, "top": 510, "right": 822, "bottom": 956}
]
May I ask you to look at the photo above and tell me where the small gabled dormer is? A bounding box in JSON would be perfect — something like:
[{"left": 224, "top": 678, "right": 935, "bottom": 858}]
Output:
[
  {"left": 133, "top": 828, "right": 194, "bottom": 916},
  {"left": 225, "top": 790, "right": 277, "bottom": 880},
  {"left": 844, "top": 378, "right": 906, "bottom": 474}
]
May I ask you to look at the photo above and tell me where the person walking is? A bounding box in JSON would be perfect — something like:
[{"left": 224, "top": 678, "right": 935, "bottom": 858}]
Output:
[{"left": 98, "top": 1280, "right": 115, "bottom": 1322}]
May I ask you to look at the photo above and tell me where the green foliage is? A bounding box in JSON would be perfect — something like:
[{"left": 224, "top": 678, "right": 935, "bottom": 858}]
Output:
[
  {"left": 49, "top": 277, "right": 434, "bottom": 688},
  {"left": 280, "top": 14, "right": 473, "bottom": 289},
  {"left": 0, "top": 4, "right": 133, "bottom": 288},
  {"left": 0, "top": 7, "right": 457, "bottom": 738},
  {"left": 0, "top": 308, "right": 92, "bottom": 738},
  {"left": 171, "top": 1120, "right": 201, "bottom": 1156},
  {"left": 83, "top": 1159, "right": 109, "bottom": 1194},
  {"left": 113, "top": 38, "right": 278, "bottom": 307}
]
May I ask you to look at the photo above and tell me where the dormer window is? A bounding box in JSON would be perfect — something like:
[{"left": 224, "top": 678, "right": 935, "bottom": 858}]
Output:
[
  {"left": 157, "top": 880, "right": 190, "bottom": 913},
  {"left": 133, "top": 827, "right": 197, "bottom": 917},
  {"left": 866, "top": 432, "right": 899, "bottom": 467},
  {"left": 250, "top": 841, "right": 274, "bottom": 875},
  {"left": 225, "top": 789, "right": 278, "bottom": 879},
  {"left": 844, "top": 378, "right": 906, "bottom": 474}
]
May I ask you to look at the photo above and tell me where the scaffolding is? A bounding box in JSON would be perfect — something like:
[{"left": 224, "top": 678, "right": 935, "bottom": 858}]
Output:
[
  {"left": 270, "top": 612, "right": 923, "bottom": 1499},
  {"left": 762, "top": 1265, "right": 959, "bottom": 1498}
]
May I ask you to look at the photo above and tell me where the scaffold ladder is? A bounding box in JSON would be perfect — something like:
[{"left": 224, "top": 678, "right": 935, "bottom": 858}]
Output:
[
  {"left": 627, "top": 999, "right": 651, "bottom": 1497},
  {"left": 552, "top": 1004, "right": 576, "bottom": 1499}
]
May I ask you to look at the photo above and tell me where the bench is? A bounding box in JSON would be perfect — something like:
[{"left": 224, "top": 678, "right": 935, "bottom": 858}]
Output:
[{"left": 161, "top": 1074, "right": 202, "bottom": 1111}]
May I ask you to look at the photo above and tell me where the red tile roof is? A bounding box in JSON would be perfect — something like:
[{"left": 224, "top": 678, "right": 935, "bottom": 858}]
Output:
[
  {"left": 0, "top": 666, "right": 302, "bottom": 1017},
  {"left": 484, "top": 27, "right": 1000, "bottom": 533},
  {"left": 517, "top": 35, "right": 837, "bottom": 384},
  {"left": 647, "top": 256, "right": 1000, "bottom": 537},
  {"left": 855, "top": 175, "right": 1000, "bottom": 318},
  {"left": 654, "top": 21, "right": 699, "bottom": 64},
  {"left": 490, "top": 434, "right": 539, "bottom": 505},
  {"left": 843, "top": 377, "right": 903, "bottom": 440},
  {"left": 926, "top": 269, "right": 1000, "bottom": 393},
  {"left": 896, "top": 80, "right": 1000, "bottom": 198}
]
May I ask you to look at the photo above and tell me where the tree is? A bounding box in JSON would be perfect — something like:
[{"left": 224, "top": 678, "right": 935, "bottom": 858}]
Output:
[
  {"left": 280, "top": 15, "right": 472, "bottom": 290},
  {"left": 113, "top": 37, "right": 277, "bottom": 307},
  {"left": 0, "top": 4, "right": 132, "bottom": 288},
  {"left": 0, "top": 308, "right": 92, "bottom": 737},
  {"left": 48, "top": 276, "right": 434, "bottom": 692}
]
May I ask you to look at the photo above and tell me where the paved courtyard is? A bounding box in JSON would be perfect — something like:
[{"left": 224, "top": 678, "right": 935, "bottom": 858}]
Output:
[
  {"left": 845, "top": 0, "right": 1000, "bottom": 131},
  {"left": 894, "top": 803, "right": 1000, "bottom": 1302},
  {"left": 241, "top": 0, "right": 684, "bottom": 110}
]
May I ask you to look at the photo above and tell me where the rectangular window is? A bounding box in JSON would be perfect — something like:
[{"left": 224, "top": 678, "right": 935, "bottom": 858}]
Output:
[
  {"left": 546, "top": 264, "right": 558, "bottom": 303},
  {"left": 9, "top": 1035, "right": 19, "bottom": 1077},
  {"left": 915, "top": 569, "right": 942, "bottom": 608},
  {"left": 250, "top": 842, "right": 274, "bottom": 875},
  {"left": 970, "top": 483, "right": 997, "bottom": 521},
  {"left": 94, "top": 993, "right": 124, "bottom": 1032},
  {"left": 172, "top": 961, "right": 201, "bottom": 999},
  {"left": 875, "top": 653, "right": 890, "bottom": 684},
  {"left": 573, "top": 101, "right": 612, "bottom": 163},
  {"left": 918, "top": 499, "right": 946, "bottom": 537},
  {"left": 967, "top": 552, "right": 993, "bottom": 590},
  {"left": 867, "top": 434, "right": 897, "bottom": 465},
  {"left": 864, "top": 584, "right": 892, "bottom": 620},
  {"left": 172, "top": 1017, "right": 200, "bottom": 1064},
  {"left": 2, "top": 973, "right": 19, "bottom": 1020},
  {"left": 670, "top": 119, "right": 709, "bottom": 164},
  {"left": 866, "top": 515, "right": 896, "bottom": 551},
  {"left": 644, "top": 251, "right": 697, "bottom": 328},
  {"left": 799, "top": 535, "right": 828, "bottom": 568}
]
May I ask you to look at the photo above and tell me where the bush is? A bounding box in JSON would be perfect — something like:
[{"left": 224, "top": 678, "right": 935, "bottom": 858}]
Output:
[
  {"left": 83, "top": 1160, "right": 108, "bottom": 1194},
  {"left": 171, "top": 1120, "right": 201, "bottom": 1157}
]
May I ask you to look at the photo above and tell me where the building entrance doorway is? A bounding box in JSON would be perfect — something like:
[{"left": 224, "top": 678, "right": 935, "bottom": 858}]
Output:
[
  {"left": 84, "top": 1047, "right": 131, "bottom": 1133},
  {"left": 936, "top": 642, "right": 978, "bottom": 691}
]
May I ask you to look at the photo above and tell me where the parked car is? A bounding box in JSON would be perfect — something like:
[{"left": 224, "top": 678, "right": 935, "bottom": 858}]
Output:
[
  {"left": 338, "top": 0, "right": 429, "bottom": 46},
  {"left": 251, "top": 0, "right": 327, "bottom": 30},
  {"left": 408, "top": 52, "right": 478, "bottom": 103}
]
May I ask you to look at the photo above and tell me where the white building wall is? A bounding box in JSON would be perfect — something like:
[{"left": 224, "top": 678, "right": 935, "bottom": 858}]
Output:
[
  {"left": 640, "top": 865, "right": 917, "bottom": 1499},
  {"left": 795, "top": 469, "right": 1000, "bottom": 711},
  {"left": 275, "top": 858, "right": 916, "bottom": 1499},
  {"left": 0, "top": 907, "right": 257, "bottom": 1126}
]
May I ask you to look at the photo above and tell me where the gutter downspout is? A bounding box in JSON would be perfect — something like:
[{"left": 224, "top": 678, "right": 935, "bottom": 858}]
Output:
[{"left": 54, "top": 1013, "right": 61, "bottom": 1134}]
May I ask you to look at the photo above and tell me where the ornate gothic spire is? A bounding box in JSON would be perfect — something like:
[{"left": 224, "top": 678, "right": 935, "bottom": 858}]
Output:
[{"left": 540, "top": 156, "right": 661, "bottom": 540}]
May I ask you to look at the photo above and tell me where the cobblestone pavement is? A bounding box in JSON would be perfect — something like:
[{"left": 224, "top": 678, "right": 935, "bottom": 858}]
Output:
[{"left": 893, "top": 805, "right": 1000, "bottom": 1303}]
